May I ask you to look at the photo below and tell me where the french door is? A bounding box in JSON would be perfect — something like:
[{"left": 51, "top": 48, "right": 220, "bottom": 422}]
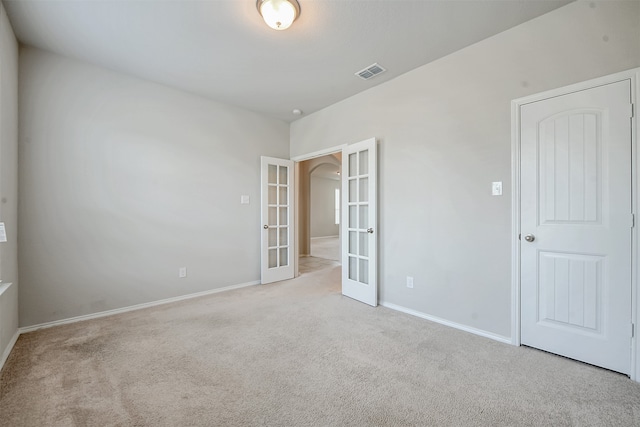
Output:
[
  {"left": 342, "top": 138, "right": 377, "bottom": 306},
  {"left": 261, "top": 157, "right": 294, "bottom": 284}
]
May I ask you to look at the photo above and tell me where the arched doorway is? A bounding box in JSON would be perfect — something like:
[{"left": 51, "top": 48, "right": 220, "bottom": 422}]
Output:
[{"left": 297, "top": 153, "right": 342, "bottom": 274}]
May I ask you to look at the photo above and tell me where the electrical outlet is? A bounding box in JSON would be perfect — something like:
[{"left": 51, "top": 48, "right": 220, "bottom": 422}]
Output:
[
  {"left": 179, "top": 267, "right": 187, "bottom": 278},
  {"left": 406, "top": 276, "right": 414, "bottom": 289}
]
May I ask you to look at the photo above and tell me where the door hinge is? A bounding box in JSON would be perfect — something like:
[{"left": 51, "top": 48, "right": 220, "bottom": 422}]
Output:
[
  {"left": 631, "top": 214, "right": 635, "bottom": 228},
  {"left": 631, "top": 103, "right": 635, "bottom": 118},
  {"left": 631, "top": 323, "right": 635, "bottom": 338}
]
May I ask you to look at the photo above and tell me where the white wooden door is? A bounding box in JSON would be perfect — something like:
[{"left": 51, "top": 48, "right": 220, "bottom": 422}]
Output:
[
  {"left": 342, "top": 138, "right": 377, "bottom": 306},
  {"left": 520, "top": 80, "right": 633, "bottom": 374},
  {"left": 261, "top": 157, "right": 294, "bottom": 284}
]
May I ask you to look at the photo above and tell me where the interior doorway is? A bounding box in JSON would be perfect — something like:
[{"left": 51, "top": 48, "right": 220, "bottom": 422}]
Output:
[
  {"left": 296, "top": 153, "right": 342, "bottom": 275},
  {"left": 289, "top": 137, "right": 377, "bottom": 306},
  {"left": 519, "top": 79, "right": 632, "bottom": 374},
  {"left": 511, "top": 69, "right": 640, "bottom": 381}
]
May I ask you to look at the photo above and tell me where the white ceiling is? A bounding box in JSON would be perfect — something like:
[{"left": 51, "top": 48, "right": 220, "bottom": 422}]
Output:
[{"left": 3, "top": 0, "right": 571, "bottom": 122}]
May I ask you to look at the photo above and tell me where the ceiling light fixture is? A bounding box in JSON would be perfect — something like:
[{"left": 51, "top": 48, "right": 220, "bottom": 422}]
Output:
[{"left": 257, "top": 0, "right": 301, "bottom": 31}]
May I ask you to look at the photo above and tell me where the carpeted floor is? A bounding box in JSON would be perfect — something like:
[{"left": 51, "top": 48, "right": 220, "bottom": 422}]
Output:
[
  {"left": 310, "top": 236, "right": 340, "bottom": 261},
  {"left": 299, "top": 256, "right": 340, "bottom": 275},
  {"left": 1, "top": 262, "right": 640, "bottom": 426}
]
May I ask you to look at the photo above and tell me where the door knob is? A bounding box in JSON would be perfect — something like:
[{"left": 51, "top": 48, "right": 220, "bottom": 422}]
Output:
[
  {"left": 263, "top": 225, "right": 269, "bottom": 229},
  {"left": 524, "top": 234, "right": 535, "bottom": 242},
  {"left": 367, "top": 228, "right": 374, "bottom": 234}
]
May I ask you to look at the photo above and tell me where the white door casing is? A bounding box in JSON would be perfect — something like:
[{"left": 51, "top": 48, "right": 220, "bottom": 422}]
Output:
[
  {"left": 261, "top": 157, "right": 295, "bottom": 284},
  {"left": 342, "top": 138, "right": 377, "bottom": 306},
  {"left": 520, "top": 80, "right": 633, "bottom": 374}
]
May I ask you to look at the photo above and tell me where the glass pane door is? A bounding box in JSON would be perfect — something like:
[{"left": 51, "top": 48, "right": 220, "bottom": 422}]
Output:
[
  {"left": 267, "top": 164, "right": 289, "bottom": 269},
  {"left": 346, "top": 150, "right": 370, "bottom": 283},
  {"left": 341, "top": 138, "right": 377, "bottom": 306},
  {"left": 261, "top": 157, "right": 294, "bottom": 284}
]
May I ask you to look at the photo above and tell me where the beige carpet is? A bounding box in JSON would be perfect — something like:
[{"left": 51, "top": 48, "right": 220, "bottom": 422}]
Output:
[
  {"left": 298, "top": 255, "right": 340, "bottom": 275},
  {"left": 310, "top": 236, "right": 340, "bottom": 261},
  {"left": 2, "top": 263, "right": 640, "bottom": 426}
]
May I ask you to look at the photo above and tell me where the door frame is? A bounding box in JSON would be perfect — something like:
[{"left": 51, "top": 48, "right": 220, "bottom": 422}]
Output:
[
  {"left": 511, "top": 68, "right": 640, "bottom": 381},
  {"left": 291, "top": 144, "right": 348, "bottom": 277}
]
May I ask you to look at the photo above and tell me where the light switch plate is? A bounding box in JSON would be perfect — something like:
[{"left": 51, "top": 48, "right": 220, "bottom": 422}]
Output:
[
  {"left": 241, "top": 195, "right": 250, "bottom": 204},
  {"left": 492, "top": 182, "right": 503, "bottom": 196}
]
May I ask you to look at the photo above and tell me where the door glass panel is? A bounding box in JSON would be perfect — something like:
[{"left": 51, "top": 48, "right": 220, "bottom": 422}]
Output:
[
  {"left": 268, "top": 207, "right": 277, "bottom": 226},
  {"left": 279, "top": 248, "right": 288, "bottom": 267},
  {"left": 268, "top": 249, "right": 277, "bottom": 268},
  {"left": 359, "top": 205, "right": 368, "bottom": 229},
  {"left": 359, "top": 178, "right": 368, "bottom": 202},
  {"left": 279, "top": 227, "right": 288, "bottom": 247},
  {"left": 349, "top": 231, "right": 357, "bottom": 254},
  {"left": 359, "top": 150, "right": 369, "bottom": 175},
  {"left": 349, "top": 256, "right": 358, "bottom": 281},
  {"left": 349, "top": 153, "right": 357, "bottom": 177},
  {"left": 268, "top": 165, "right": 277, "bottom": 184},
  {"left": 268, "top": 228, "right": 277, "bottom": 247},
  {"left": 268, "top": 185, "right": 277, "bottom": 205},
  {"left": 279, "top": 207, "right": 288, "bottom": 225},
  {"left": 359, "top": 259, "right": 369, "bottom": 284},
  {"left": 349, "top": 179, "right": 357, "bottom": 202},
  {"left": 279, "top": 186, "right": 288, "bottom": 205},
  {"left": 279, "top": 166, "right": 288, "bottom": 185},
  {"left": 359, "top": 232, "right": 368, "bottom": 256},
  {"left": 349, "top": 206, "right": 357, "bottom": 228}
]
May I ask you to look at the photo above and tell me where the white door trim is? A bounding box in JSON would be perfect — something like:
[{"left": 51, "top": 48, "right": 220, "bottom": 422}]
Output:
[
  {"left": 511, "top": 68, "right": 640, "bottom": 381},
  {"left": 291, "top": 144, "right": 348, "bottom": 162}
]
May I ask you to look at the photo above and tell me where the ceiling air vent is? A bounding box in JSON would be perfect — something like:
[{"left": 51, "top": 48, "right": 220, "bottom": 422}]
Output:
[{"left": 355, "top": 63, "right": 386, "bottom": 80}]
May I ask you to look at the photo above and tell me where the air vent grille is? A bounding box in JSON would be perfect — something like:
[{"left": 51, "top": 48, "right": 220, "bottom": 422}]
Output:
[{"left": 355, "top": 63, "right": 386, "bottom": 80}]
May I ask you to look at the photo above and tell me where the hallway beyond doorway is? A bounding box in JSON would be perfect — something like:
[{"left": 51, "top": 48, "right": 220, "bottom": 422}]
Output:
[
  {"left": 299, "top": 256, "right": 340, "bottom": 275},
  {"left": 310, "top": 236, "right": 339, "bottom": 261}
]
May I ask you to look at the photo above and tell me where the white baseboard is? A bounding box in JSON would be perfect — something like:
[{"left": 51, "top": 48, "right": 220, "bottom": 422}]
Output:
[
  {"left": 311, "top": 235, "right": 339, "bottom": 240},
  {"left": 380, "top": 301, "right": 511, "bottom": 345},
  {"left": 19, "top": 280, "right": 260, "bottom": 334},
  {"left": 0, "top": 330, "right": 20, "bottom": 373}
]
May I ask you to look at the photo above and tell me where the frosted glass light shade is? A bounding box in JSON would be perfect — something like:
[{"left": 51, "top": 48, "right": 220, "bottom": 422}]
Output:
[{"left": 257, "top": 0, "right": 300, "bottom": 31}]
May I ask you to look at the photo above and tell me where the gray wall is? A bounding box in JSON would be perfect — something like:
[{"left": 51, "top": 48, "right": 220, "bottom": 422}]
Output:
[
  {"left": 290, "top": 1, "right": 640, "bottom": 338},
  {"left": 18, "top": 48, "right": 290, "bottom": 327},
  {"left": 310, "top": 176, "right": 339, "bottom": 238},
  {"left": 0, "top": 2, "right": 19, "bottom": 365}
]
